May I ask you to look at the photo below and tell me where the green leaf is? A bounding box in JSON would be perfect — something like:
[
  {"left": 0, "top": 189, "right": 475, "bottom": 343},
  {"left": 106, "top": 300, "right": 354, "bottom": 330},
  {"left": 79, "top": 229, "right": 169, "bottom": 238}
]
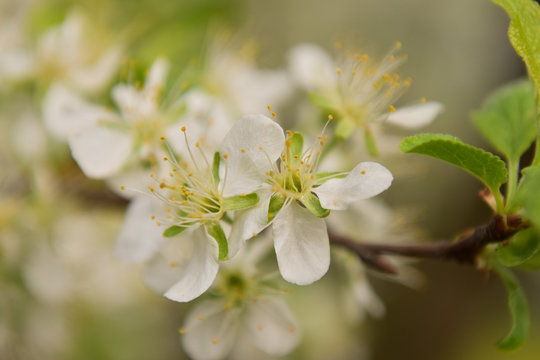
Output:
[
  {"left": 492, "top": 0, "right": 540, "bottom": 97},
  {"left": 308, "top": 92, "right": 336, "bottom": 109},
  {"left": 496, "top": 228, "right": 540, "bottom": 267},
  {"left": 472, "top": 80, "right": 536, "bottom": 162},
  {"left": 335, "top": 117, "right": 356, "bottom": 139},
  {"left": 516, "top": 165, "right": 540, "bottom": 228},
  {"left": 223, "top": 193, "right": 259, "bottom": 211},
  {"left": 493, "top": 264, "right": 530, "bottom": 351},
  {"left": 268, "top": 193, "right": 286, "bottom": 222},
  {"left": 162, "top": 225, "right": 186, "bottom": 238},
  {"left": 212, "top": 152, "right": 220, "bottom": 185},
  {"left": 206, "top": 221, "right": 228, "bottom": 260},
  {"left": 400, "top": 133, "right": 508, "bottom": 193},
  {"left": 300, "top": 192, "right": 330, "bottom": 218}
]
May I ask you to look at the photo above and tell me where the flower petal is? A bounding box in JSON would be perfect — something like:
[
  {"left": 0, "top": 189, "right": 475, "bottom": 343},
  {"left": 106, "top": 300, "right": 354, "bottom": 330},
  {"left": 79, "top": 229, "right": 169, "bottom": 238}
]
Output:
[
  {"left": 228, "top": 187, "right": 273, "bottom": 258},
  {"left": 145, "top": 57, "right": 170, "bottom": 89},
  {"left": 115, "top": 196, "right": 167, "bottom": 263},
  {"left": 69, "top": 125, "right": 132, "bottom": 178},
  {"left": 42, "top": 83, "right": 112, "bottom": 139},
  {"left": 386, "top": 101, "right": 443, "bottom": 129},
  {"left": 181, "top": 300, "right": 240, "bottom": 360},
  {"left": 220, "top": 114, "right": 284, "bottom": 197},
  {"left": 313, "top": 162, "right": 393, "bottom": 210},
  {"left": 245, "top": 296, "right": 301, "bottom": 356},
  {"left": 67, "top": 47, "right": 123, "bottom": 94},
  {"left": 164, "top": 226, "right": 219, "bottom": 302},
  {"left": 288, "top": 43, "right": 336, "bottom": 91},
  {"left": 143, "top": 239, "right": 190, "bottom": 294},
  {"left": 273, "top": 202, "right": 330, "bottom": 285}
]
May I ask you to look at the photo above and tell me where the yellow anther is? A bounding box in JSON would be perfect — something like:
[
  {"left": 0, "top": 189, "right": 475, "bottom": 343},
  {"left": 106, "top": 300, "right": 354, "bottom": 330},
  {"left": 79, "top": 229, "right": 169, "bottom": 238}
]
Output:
[
  {"left": 167, "top": 207, "right": 171, "bottom": 212},
  {"left": 241, "top": 193, "right": 247, "bottom": 197},
  {"left": 361, "top": 170, "right": 366, "bottom": 174},
  {"left": 241, "top": 148, "right": 246, "bottom": 153},
  {"left": 320, "top": 141, "right": 325, "bottom": 146},
  {"left": 310, "top": 175, "right": 315, "bottom": 179},
  {"left": 135, "top": 80, "right": 142, "bottom": 88},
  {"left": 272, "top": 112, "right": 276, "bottom": 118},
  {"left": 198, "top": 316, "right": 205, "bottom": 321},
  {"left": 389, "top": 105, "right": 396, "bottom": 112},
  {"left": 335, "top": 41, "right": 343, "bottom": 49},
  {"left": 252, "top": 232, "right": 258, "bottom": 237},
  {"left": 328, "top": 114, "right": 334, "bottom": 120},
  {"left": 421, "top": 97, "right": 427, "bottom": 103},
  {"left": 181, "top": 126, "right": 186, "bottom": 132},
  {"left": 286, "top": 130, "right": 293, "bottom": 136},
  {"left": 372, "top": 81, "right": 380, "bottom": 89},
  {"left": 178, "top": 328, "right": 185, "bottom": 334},
  {"left": 212, "top": 338, "right": 219, "bottom": 345},
  {"left": 258, "top": 146, "right": 263, "bottom": 151},
  {"left": 404, "top": 77, "right": 412, "bottom": 87},
  {"left": 223, "top": 153, "right": 229, "bottom": 159},
  {"left": 395, "top": 41, "right": 403, "bottom": 49},
  {"left": 267, "top": 105, "right": 272, "bottom": 110},
  {"left": 171, "top": 197, "right": 177, "bottom": 202},
  {"left": 323, "top": 135, "right": 328, "bottom": 140},
  {"left": 352, "top": 70, "right": 357, "bottom": 75},
  {"left": 169, "top": 261, "right": 178, "bottom": 267},
  {"left": 336, "top": 67, "right": 342, "bottom": 74},
  {"left": 148, "top": 185, "right": 155, "bottom": 192},
  {"left": 120, "top": 185, "right": 126, "bottom": 191},
  {"left": 159, "top": 183, "right": 166, "bottom": 189},
  {"left": 163, "top": 157, "right": 168, "bottom": 161},
  {"left": 382, "top": 73, "right": 391, "bottom": 81},
  {"left": 151, "top": 215, "right": 156, "bottom": 220},
  {"left": 385, "top": 90, "right": 392, "bottom": 98},
  {"left": 156, "top": 221, "right": 161, "bottom": 226},
  {"left": 388, "top": 55, "right": 396, "bottom": 61},
  {"left": 360, "top": 55, "right": 369, "bottom": 61},
  {"left": 257, "top": 325, "right": 264, "bottom": 331},
  {"left": 160, "top": 136, "right": 166, "bottom": 140},
  {"left": 289, "top": 326, "right": 296, "bottom": 333},
  {"left": 294, "top": 155, "right": 299, "bottom": 159},
  {"left": 284, "top": 289, "right": 291, "bottom": 295},
  {"left": 317, "top": 135, "right": 322, "bottom": 140},
  {"left": 223, "top": 304, "right": 232, "bottom": 311}
]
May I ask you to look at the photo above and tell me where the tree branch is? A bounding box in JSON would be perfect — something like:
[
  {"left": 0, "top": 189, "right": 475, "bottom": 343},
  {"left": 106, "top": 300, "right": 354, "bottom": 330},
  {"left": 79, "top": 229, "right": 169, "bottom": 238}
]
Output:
[{"left": 329, "top": 214, "right": 528, "bottom": 275}]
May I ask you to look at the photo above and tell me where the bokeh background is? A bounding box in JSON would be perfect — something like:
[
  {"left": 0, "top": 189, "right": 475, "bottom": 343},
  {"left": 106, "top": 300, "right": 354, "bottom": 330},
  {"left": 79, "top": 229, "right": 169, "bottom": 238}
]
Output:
[{"left": 1, "top": 0, "right": 538, "bottom": 359}]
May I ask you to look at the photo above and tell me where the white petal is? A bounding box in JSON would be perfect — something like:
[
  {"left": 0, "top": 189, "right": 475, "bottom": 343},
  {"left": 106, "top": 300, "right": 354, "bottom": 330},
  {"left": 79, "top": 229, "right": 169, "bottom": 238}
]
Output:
[
  {"left": 115, "top": 196, "right": 167, "bottom": 263},
  {"left": 145, "top": 57, "right": 170, "bottom": 89},
  {"left": 67, "top": 47, "right": 123, "bottom": 94},
  {"left": 288, "top": 43, "right": 336, "bottom": 91},
  {"left": 182, "top": 300, "right": 240, "bottom": 360},
  {"left": 313, "top": 162, "right": 393, "bottom": 210},
  {"left": 143, "top": 242, "right": 188, "bottom": 294},
  {"left": 227, "top": 187, "right": 273, "bottom": 258},
  {"left": 220, "top": 114, "right": 284, "bottom": 197},
  {"left": 386, "top": 102, "right": 443, "bottom": 129},
  {"left": 164, "top": 226, "right": 219, "bottom": 302},
  {"left": 42, "top": 83, "right": 111, "bottom": 139},
  {"left": 245, "top": 296, "right": 300, "bottom": 356},
  {"left": 273, "top": 202, "right": 330, "bottom": 285},
  {"left": 69, "top": 125, "right": 132, "bottom": 178}
]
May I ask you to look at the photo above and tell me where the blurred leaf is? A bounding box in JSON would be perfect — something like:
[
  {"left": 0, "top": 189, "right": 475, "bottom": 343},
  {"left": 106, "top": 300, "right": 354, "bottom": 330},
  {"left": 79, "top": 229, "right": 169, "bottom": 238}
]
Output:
[
  {"left": 206, "top": 221, "right": 228, "bottom": 260},
  {"left": 400, "top": 134, "right": 508, "bottom": 193},
  {"left": 492, "top": 0, "right": 540, "bottom": 97},
  {"left": 493, "top": 265, "right": 530, "bottom": 351},
  {"left": 364, "top": 128, "right": 379, "bottom": 157},
  {"left": 308, "top": 92, "right": 336, "bottom": 109},
  {"left": 496, "top": 228, "right": 540, "bottom": 267},
  {"left": 516, "top": 165, "right": 540, "bottom": 228},
  {"left": 335, "top": 117, "right": 356, "bottom": 138},
  {"left": 472, "top": 80, "right": 536, "bottom": 162}
]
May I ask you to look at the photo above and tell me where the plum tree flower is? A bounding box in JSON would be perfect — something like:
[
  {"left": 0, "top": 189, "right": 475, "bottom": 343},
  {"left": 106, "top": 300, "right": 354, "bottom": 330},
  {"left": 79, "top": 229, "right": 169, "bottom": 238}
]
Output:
[
  {"left": 177, "top": 238, "right": 300, "bottom": 360},
  {"left": 220, "top": 114, "right": 393, "bottom": 285},
  {"left": 288, "top": 43, "right": 443, "bottom": 154}
]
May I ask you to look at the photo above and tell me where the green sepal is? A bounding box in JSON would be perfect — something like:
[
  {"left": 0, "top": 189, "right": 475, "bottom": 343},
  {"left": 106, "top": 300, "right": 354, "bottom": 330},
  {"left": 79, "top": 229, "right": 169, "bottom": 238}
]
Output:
[
  {"left": 400, "top": 133, "right": 508, "bottom": 194},
  {"left": 223, "top": 193, "right": 259, "bottom": 211},
  {"left": 308, "top": 92, "right": 336, "bottom": 109},
  {"left": 206, "top": 221, "right": 228, "bottom": 261},
  {"left": 493, "top": 264, "right": 530, "bottom": 351},
  {"left": 516, "top": 165, "right": 540, "bottom": 229},
  {"left": 162, "top": 225, "right": 186, "bottom": 238},
  {"left": 364, "top": 128, "right": 379, "bottom": 157},
  {"left": 268, "top": 193, "right": 286, "bottom": 222},
  {"left": 212, "top": 152, "right": 220, "bottom": 185},
  {"left": 335, "top": 117, "right": 356, "bottom": 139},
  {"left": 289, "top": 132, "right": 304, "bottom": 168},
  {"left": 472, "top": 80, "right": 536, "bottom": 163},
  {"left": 496, "top": 228, "right": 540, "bottom": 267},
  {"left": 301, "top": 192, "right": 330, "bottom": 218}
]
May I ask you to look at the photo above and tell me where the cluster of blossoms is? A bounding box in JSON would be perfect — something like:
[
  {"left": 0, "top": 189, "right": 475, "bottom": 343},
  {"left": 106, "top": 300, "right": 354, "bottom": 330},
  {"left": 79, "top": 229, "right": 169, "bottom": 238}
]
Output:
[{"left": 2, "top": 7, "right": 444, "bottom": 359}]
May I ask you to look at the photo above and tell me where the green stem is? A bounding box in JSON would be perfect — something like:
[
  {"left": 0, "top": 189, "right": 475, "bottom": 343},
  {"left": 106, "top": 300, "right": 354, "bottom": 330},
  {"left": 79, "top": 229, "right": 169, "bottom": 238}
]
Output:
[
  {"left": 505, "top": 158, "right": 519, "bottom": 211},
  {"left": 494, "top": 188, "right": 506, "bottom": 215},
  {"left": 531, "top": 99, "right": 540, "bottom": 166}
]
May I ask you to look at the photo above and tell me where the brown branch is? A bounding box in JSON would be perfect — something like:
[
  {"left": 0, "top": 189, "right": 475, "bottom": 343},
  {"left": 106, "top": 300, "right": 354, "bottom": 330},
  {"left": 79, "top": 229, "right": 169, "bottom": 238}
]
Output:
[{"left": 330, "top": 214, "right": 528, "bottom": 275}]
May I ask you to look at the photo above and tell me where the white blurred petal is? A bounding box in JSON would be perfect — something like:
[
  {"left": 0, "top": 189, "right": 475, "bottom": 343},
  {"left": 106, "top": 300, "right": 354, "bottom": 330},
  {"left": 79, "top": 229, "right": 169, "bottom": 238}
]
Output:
[
  {"left": 245, "top": 296, "right": 300, "bottom": 355},
  {"left": 115, "top": 196, "right": 167, "bottom": 263},
  {"left": 288, "top": 43, "right": 336, "bottom": 90},
  {"left": 146, "top": 57, "right": 170, "bottom": 89},
  {"left": 313, "top": 162, "right": 393, "bottom": 210},
  {"left": 69, "top": 125, "right": 132, "bottom": 178},
  {"left": 164, "top": 226, "right": 219, "bottom": 302},
  {"left": 386, "top": 102, "right": 443, "bottom": 129},
  {"left": 68, "top": 47, "right": 123, "bottom": 94},
  {"left": 273, "top": 202, "right": 330, "bottom": 285},
  {"left": 182, "top": 300, "right": 240, "bottom": 360},
  {"left": 220, "top": 114, "right": 284, "bottom": 197},
  {"left": 42, "top": 83, "right": 112, "bottom": 139}
]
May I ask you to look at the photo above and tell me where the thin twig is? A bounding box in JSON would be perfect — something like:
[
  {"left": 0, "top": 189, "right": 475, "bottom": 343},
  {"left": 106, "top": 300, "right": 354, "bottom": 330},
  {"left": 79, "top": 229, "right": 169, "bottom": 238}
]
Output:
[{"left": 329, "top": 214, "right": 528, "bottom": 274}]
